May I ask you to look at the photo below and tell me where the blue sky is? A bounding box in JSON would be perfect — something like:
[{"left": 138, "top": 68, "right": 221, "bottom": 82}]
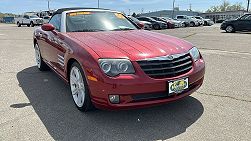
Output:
[{"left": 0, "top": 0, "right": 248, "bottom": 14}]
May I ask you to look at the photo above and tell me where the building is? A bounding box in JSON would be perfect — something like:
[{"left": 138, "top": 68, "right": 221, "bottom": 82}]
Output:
[
  {"left": 138, "top": 10, "right": 200, "bottom": 18},
  {"left": 200, "top": 10, "right": 247, "bottom": 23},
  {"left": 2, "top": 17, "right": 15, "bottom": 23}
]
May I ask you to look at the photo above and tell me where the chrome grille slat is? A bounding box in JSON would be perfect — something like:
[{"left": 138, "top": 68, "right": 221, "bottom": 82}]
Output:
[
  {"left": 137, "top": 53, "right": 193, "bottom": 79},
  {"left": 138, "top": 56, "right": 190, "bottom": 66},
  {"left": 143, "top": 60, "right": 192, "bottom": 71},
  {"left": 148, "top": 66, "right": 192, "bottom": 76}
]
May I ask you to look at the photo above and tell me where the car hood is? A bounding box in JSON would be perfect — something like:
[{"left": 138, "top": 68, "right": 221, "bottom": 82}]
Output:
[{"left": 67, "top": 30, "right": 193, "bottom": 61}]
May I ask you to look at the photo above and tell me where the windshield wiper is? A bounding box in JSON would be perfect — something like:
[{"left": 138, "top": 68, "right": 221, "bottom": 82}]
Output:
[{"left": 110, "top": 28, "right": 135, "bottom": 31}]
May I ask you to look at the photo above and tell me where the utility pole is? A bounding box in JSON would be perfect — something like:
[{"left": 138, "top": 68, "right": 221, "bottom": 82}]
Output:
[
  {"left": 98, "top": 0, "right": 100, "bottom": 8},
  {"left": 189, "top": 3, "right": 192, "bottom": 11},
  {"left": 172, "top": 0, "right": 175, "bottom": 18},
  {"left": 248, "top": 0, "right": 250, "bottom": 12},
  {"left": 47, "top": 0, "right": 50, "bottom": 11}
]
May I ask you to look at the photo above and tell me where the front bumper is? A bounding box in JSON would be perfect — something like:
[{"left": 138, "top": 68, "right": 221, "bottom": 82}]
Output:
[{"left": 87, "top": 58, "right": 205, "bottom": 110}]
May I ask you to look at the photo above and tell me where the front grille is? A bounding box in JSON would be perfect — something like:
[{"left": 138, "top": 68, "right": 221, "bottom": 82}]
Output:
[{"left": 137, "top": 53, "right": 193, "bottom": 79}]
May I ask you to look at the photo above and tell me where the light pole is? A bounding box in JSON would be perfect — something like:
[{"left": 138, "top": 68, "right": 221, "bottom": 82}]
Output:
[
  {"left": 172, "top": 0, "right": 175, "bottom": 18},
  {"left": 98, "top": 0, "right": 100, "bottom": 8},
  {"left": 47, "top": 0, "right": 50, "bottom": 11},
  {"left": 248, "top": 0, "right": 250, "bottom": 12}
]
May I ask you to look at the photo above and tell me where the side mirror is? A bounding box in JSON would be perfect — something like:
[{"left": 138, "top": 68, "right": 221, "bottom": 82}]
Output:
[
  {"left": 41, "top": 24, "right": 55, "bottom": 31},
  {"left": 137, "top": 22, "right": 145, "bottom": 29}
]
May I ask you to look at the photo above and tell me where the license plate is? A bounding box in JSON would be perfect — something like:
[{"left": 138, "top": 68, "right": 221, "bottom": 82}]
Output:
[{"left": 168, "top": 78, "right": 189, "bottom": 95}]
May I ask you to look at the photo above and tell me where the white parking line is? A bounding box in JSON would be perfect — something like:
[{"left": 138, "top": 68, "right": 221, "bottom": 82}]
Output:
[{"left": 200, "top": 48, "right": 251, "bottom": 57}]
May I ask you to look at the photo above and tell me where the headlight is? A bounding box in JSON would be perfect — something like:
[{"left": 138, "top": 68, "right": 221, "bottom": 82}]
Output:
[
  {"left": 189, "top": 47, "right": 201, "bottom": 62},
  {"left": 98, "top": 59, "right": 135, "bottom": 77}
]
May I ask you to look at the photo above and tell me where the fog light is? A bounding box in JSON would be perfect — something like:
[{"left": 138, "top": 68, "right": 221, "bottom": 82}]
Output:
[{"left": 109, "top": 95, "right": 120, "bottom": 104}]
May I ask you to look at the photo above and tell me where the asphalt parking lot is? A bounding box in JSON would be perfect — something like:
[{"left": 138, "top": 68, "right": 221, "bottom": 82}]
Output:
[{"left": 0, "top": 24, "right": 250, "bottom": 141}]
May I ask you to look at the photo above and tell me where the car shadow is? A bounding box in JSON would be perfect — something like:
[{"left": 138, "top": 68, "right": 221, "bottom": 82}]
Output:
[
  {"left": 16, "top": 66, "right": 204, "bottom": 141},
  {"left": 221, "top": 31, "right": 251, "bottom": 34}
]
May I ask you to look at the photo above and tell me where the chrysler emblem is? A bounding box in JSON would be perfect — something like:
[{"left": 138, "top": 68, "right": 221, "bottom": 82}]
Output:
[{"left": 166, "top": 55, "right": 174, "bottom": 60}]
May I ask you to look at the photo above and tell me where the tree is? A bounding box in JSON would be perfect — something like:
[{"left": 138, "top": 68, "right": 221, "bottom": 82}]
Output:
[{"left": 206, "top": 0, "right": 244, "bottom": 12}]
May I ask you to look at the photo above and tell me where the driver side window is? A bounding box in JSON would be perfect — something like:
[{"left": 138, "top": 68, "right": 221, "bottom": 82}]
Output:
[{"left": 49, "top": 14, "right": 61, "bottom": 31}]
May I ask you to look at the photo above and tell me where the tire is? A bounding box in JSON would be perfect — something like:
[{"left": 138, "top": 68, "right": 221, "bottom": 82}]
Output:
[
  {"left": 17, "top": 22, "right": 21, "bottom": 27},
  {"left": 27, "top": 24, "right": 30, "bottom": 27},
  {"left": 182, "top": 23, "right": 186, "bottom": 27},
  {"left": 30, "top": 22, "right": 34, "bottom": 27},
  {"left": 190, "top": 22, "right": 195, "bottom": 27},
  {"left": 225, "top": 25, "right": 235, "bottom": 33},
  {"left": 69, "top": 62, "right": 94, "bottom": 112},
  {"left": 34, "top": 43, "right": 49, "bottom": 71},
  {"left": 204, "top": 21, "right": 208, "bottom": 26},
  {"left": 153, "top": 24, "right": 160, "bottom": 30}
]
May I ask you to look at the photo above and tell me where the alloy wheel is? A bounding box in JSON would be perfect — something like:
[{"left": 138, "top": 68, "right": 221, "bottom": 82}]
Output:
[
  {"left": 70, "top": 66, "right": 86, "bottom": 107},
  {"left": 226, "top": 25, "right": 234, "bottom": 33},
  {"left": 34, "top": 44, "right": 41, "bottom": 68}
]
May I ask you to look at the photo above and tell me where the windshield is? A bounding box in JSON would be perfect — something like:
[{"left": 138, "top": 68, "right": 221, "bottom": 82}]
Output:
[
  {"left": 66, "top": 11, "right": 137, "bottom": 32},
  {"left": 30, "top": 15, "right": 39, "bottom": 18}
]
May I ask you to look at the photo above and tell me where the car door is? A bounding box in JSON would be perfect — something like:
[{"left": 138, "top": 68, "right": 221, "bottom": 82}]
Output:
[
  {"left": 45, "top": 14, "right": 67, "bottom": 76},
  {"left": 23, "top": 15, "right": 29, "bottom": 24},
  {"left": 238, "top": 15, "right": 251, "bottom": 31},
  {"left": 245, "top": 15, "right": 251, "bottom": 30}
]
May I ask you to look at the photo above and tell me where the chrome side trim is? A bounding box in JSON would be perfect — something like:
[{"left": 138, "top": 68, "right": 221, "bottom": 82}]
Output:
[{"left": 57, "top": 54, "right": 65, "bottom": 67}]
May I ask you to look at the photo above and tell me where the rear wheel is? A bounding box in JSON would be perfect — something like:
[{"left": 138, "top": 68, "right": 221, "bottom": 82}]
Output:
[
  {"left": 17, "top": 22, "right": 21, "bottom": 27},
  {"left": 30, "top": 22, "right": 34, "bottom": 27},
  {"left": 153, "top": 24, "right": 160, "bottom": 30},
  {"left": 226, "top": 25, "right": 235, "bottom": 33},
  {"left": 69, "top": 62, "right": 94, "bottom": 112},
  {"left": 190, "top": 22, "right": 195, "bottom": 27},
  {"left": 34, "top": 43, "right": 49, "bottom": 71}
]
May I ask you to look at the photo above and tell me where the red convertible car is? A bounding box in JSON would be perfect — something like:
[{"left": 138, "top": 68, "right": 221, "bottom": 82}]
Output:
[{"left": 33, "top": 8, "right": 205, "bottom": 112}]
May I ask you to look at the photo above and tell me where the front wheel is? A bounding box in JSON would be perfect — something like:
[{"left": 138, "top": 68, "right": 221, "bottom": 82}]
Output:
[
  {"left": 225, "top": 25, "right": 235, "bottom": 33},
  {"left": 69, "top": 62, "right": 94, "bottom": 112},
  {"left": 190, "top": 22, "right": 195, "bottom": 27},
  {"left": 34, "top": 43, "right": 49, "bottom": 71}
]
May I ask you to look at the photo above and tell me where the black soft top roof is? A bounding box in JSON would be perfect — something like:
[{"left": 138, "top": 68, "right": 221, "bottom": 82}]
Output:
[{"left": 52, "top": 7, "right": 110, "bottom": 16}]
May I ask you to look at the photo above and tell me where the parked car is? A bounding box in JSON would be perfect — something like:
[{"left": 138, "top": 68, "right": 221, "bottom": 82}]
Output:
[
  {"left": 175, "top": 15, "right": 190, "bottom": 27},
  {"left": 151, "top": 17, "right": 175, "bottom": 29},
  {"left": 221, "top": 14, "right": 251, "bottom": 33},
  {"left": 42, "top": 16, "right": 51, "bottom": 24},
  {"left": 34, "top": 8, "right": 205, "bottom": 112},
  {"left": 16, "top": 15, "right": 43, "bottom": 27},
  {"left": 194, "top": 16, "right": 214, "bottom": 26},
  {"left": 128, "top": 16, "right": 152, "bottom": 30},
  {"left": 137, "top": 17, "right": 168, "bottom": 30},
  {"left": 187, "top": 16, "right": 200, "bottom": 26},
  {"left": 189, "top": 16, "right": 204, "bottom": 26},
  {"left": 162, "top": 17, "right": 184, "bottom": 28}
]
